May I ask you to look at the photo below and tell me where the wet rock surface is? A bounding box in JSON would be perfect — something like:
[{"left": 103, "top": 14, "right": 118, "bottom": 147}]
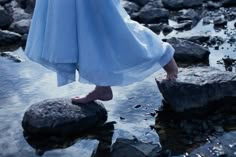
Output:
[
  {"left": 0, "top": 5, "right": 13, "bottom": 29},
  {"left": 163, "top": 38, "right": 210, "bottom": 64},
  {"left": 111, "top": 130, "right": 162, "bottom": 157},
  {"left": 22, "top": 98, "right": 108, "bottom": 136},
  {"left": 111, "top": 138, "right": 161, "bottom": 157},
  {"left": 156, "top": 66, "right": 236, "bottom": 113},
  {"left": 0, "top": 29, "right": 21, "bottom": 50},
  {"left": 0, "top": 51, "right": 23, "bottom": 62},
  {"left": 9, "top": 19, "right": 31, "bottom": 34},
  {"left": 189, "top": 131, "right": 236, "bottom": 157}
]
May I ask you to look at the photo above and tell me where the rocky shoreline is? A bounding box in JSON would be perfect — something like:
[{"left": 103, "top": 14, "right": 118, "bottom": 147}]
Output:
[{"left": 0, "top": 0, "right": 236, "bottom": 156}]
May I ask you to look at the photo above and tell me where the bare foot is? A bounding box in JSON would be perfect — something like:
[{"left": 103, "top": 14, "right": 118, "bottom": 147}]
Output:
[
  {"left": 71, "top": 86, "right": 113, "bottom": 104},
  {"left": 163, "top": 58, "right": 178, "bottom": 80}
]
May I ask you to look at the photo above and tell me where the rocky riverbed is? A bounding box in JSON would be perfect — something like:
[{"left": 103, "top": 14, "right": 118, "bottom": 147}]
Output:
[{"left": 0, "top": 0, "right": 236, "bottom": 156}]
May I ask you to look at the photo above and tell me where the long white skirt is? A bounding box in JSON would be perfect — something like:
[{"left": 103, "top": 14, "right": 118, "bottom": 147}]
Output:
[{"left": 25, "top": 0, "right": 174, "bottom": 86}]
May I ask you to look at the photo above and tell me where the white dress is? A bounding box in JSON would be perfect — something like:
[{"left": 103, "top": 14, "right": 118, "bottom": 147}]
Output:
[{"left": 25, "top": 0, "right": 174, "bottom": 86}]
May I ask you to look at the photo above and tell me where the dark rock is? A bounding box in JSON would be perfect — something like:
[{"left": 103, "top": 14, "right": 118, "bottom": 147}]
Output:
[
  {"left": 22, "top": 98, "right": 108, "bottom": 136},
  {"left": 133, "top": 6, "right": 169, "bottom": 24},
  {"left": 134, "top": 104, "right": 141, "bottom": 109},
  {"left": 180, "top": 35, "right": 210, "bottom": 45},
  {"left": 203, "top": 17, "right": 212, "bottom": 25},
  {"left": 156, "top": 94, "right": 236, "bottom": 155},
  {"left": 176, "top": 9, "right": 202, "bottom": 28},
  {"left": 15, "top": 0, "right": 35, "bottom": 13},
  {"left": 128, "top": 0, "right": 150, "bottom": 6},
  {"left": 122, "top": 1, "right": 140, "bottom": 16},
  {"left": 9, "top": 19, "right": 31, "bottom": 34},
  {"left": 4, "top": 1, "right": 32, "bottom": 22},
  {"left": 111, "top": 130, "right": 161, "bottom": 157},
  {"left": 234, "top": 22, "right": 236, "bottom": 28},
  {"left": 214, "top": 16, "right": 227, "bottom": 27},
  {"left": 163, "top": 37, "right": 210, "bottom": 64},
  {"left": 162, "top": 24, "right": 173, "bottom": 35},
  {"left": 208, "top": 36, "right": 224, "bottom": 47},
  {"left": 222, "top": 0, "right": 236, "bottom": 7},
  {"left": 206, "top": 1, "right": 222, "bottom": 9},
  {"left": 0, "top": 29, "right": 21, "bottom": 48},
  {"left": 0, "top": 0, "right": 11, "bottom": 5},
  {"left": 0, "top": 5, "right": 13, "bottom": 29},
  {"left": 162, "top": 0, "right": 203, "bottom": 10},
  {"left": 147, "top": 23, "right": 162, "bottom": 34},
  {"left": 148, "top": 23, "right": 173, "bottom": 35},
  {"left": 156, "top": 66, "right": 236, "bottom": 112},
  {"left": 144, "top": 0, "right": 164, "bottom": 8},
  {"left": 111, "top": 138, "right": 161, "bottom": 157},
  {"left": 172, "top": 20, "right": 193, "bottom": 31},
  {"left": 0, "top": 52, "right": 23, "bottom": 62},
  {"left": 189, "top": 131, "right": 236, "bottom": 157}
]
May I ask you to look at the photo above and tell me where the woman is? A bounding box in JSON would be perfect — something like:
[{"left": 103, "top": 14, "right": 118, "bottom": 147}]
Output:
[{"left": 25, "top": 0, "right": 178, "bottom": 103}]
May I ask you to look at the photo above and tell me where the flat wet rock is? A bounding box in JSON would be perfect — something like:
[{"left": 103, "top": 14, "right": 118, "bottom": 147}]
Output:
[
  {"left": 189, "top": 131, "right": 236, "bottom": 157},
  {"left": 111, "top": 130, "right": 161, "bottom": 157},
  {"left": 22, "top": 98, "right": 108, "bottom": 136},
  {"left": 156, "top": 66, "right": 236, "bottom": 113}
]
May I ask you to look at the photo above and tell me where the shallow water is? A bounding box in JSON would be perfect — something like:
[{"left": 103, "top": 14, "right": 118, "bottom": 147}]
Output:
[
  {"left": 0, "top": 48, "right": 162, "bottom": 157},
  {"left": 168, "top": 19, "right": 236, "bottom": 70},
  {"left": 0, "top": 19, "right": 235, "bottom": 156}
]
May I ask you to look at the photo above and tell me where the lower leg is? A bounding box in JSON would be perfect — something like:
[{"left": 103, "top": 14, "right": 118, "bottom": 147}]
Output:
[
  {"left": 71, "top": 86, "right": 113, "bottom": 104},
  {"left": 163, "top": 58, "right": 178, "bottom": 80}
]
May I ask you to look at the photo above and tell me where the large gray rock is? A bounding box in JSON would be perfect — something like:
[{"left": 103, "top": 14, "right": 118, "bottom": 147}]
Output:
[
  {"left": 0, "top": 0, "right": 11, "bottom": 5},
  {"left": 0, "top": 5, "right": 13, "bottom": 29},
  {"left": 4, "top": 1, "right": 32, "bottom": 22},
  {"left": 189, "top": 131, "right": 236, "bottom": 157},
  {"left": 9, "top": 19, "right": 31, "bottom": 34},
  {"left": 16, "top": 0, "right": 35, "bottom": 13},
  {"left": 22, "top": 98, "right": 108, "bottom": 136},
  {"left": 133, "top": 5, "right": 169, "bottom": 23},
  {"left": 222, "top": 0, "right": 236, "bottom": 7},
  {"left": 111, "top": 130, "right": 161, "bottom": 157},
  {"left": 156, "top": 66, "right": 236, "bottom": 112},
  {"left": 121, "top": 1, "right": 140, "bottom": 17},
  {"left": 0, "top": 29, "right": 21, "bottom": 48},
  {"left": 164, "top": 37, "right": 210, "bottom": 64}
]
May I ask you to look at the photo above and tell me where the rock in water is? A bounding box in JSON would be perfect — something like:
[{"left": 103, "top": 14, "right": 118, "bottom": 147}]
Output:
[
  {"left": 22, "top": 98, "right": 107, "bottom": 136},
  {"left": 163, "top": 37, "right": 210, "bottom": 64},
  {"left": 190, "top": 131, "right": 236, "bottom": 157},
  {"left": 156, "top": 66, "right": 236, "bottom": 113},
  {"left": 111, "top": 130, "right": 161, "bottom": 157}
]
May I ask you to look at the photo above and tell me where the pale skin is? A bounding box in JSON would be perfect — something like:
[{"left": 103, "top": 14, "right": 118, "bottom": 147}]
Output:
[{"left": 71, "top": 58, "right": 178, "bottom": 104}]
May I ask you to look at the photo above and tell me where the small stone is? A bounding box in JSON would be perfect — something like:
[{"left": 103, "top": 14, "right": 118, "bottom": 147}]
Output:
[
  {"left": 120, "top": 117, "right": 125, "bottom": 120},
  {"left": 134, "top": 104, "right": 141, "bottom": 109},
  {"left": 214, "top": 16, "right": 227, "bottom": 27}
]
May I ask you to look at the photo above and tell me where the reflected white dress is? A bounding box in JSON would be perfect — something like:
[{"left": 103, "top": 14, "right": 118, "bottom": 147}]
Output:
[{"left": 25, "top": 0, "right": 174, "bottom": 87}]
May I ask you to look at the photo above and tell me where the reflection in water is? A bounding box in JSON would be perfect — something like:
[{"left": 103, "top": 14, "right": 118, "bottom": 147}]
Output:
[
  {"left": 23, "top": 122, "right": 115, "bottom": 156},
  {"left": 155, "top": 100, "right": 236, "bottom": 155}
]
